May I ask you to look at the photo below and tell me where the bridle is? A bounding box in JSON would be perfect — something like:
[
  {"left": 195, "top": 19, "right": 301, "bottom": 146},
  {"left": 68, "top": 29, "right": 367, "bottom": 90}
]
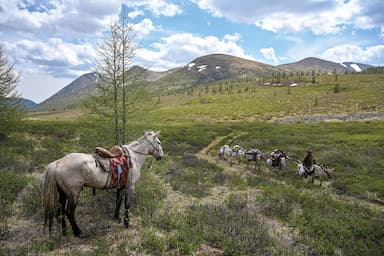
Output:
[{"left": 127, "top": 136, "right": 162, "bottom": 157}]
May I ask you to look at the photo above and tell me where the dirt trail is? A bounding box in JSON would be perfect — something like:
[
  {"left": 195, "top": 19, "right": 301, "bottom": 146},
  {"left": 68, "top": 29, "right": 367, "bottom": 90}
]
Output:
[{"left": 195, "top": 132, "right": 300, "bottom": 251}]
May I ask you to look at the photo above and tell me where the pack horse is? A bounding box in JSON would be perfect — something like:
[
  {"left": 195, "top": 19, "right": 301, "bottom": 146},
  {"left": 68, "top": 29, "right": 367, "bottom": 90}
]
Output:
[
  {"left": 42, "top": 131, "right": 164, "bottom": 237},
  {"left": 245, "top": 148, "right": 263, "bottom": 169}
]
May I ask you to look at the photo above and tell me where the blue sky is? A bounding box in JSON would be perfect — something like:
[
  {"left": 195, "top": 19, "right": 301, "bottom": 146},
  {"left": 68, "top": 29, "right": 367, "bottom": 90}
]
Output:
[{"left": 1, "top": 0, "right": 383, "bottom": 103}]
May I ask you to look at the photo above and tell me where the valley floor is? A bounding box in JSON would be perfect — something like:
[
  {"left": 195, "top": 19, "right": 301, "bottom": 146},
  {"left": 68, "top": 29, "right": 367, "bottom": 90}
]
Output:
[{"left": 2, "top": 127, "right": 384, "bottom": 255}]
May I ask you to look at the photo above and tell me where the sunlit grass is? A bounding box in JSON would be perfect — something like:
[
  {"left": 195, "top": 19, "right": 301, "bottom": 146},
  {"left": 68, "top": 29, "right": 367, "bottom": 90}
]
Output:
[{"left": 144, "top": 73, "right": 384, "bottom": 123}]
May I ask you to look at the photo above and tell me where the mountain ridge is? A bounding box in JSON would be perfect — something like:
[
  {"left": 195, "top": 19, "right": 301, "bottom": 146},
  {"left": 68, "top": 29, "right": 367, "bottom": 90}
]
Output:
[{"left": 30, "top": 54, "right": 373, "bottom": 111}]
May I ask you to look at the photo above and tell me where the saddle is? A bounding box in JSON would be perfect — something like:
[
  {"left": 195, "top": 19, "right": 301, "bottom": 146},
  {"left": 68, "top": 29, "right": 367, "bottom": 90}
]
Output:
[
  {"left": 94, "top": 146, "right": 129, "bottom": 188},
  {"left": 95, "top": 145, "right": 124, "bottom": 158}
]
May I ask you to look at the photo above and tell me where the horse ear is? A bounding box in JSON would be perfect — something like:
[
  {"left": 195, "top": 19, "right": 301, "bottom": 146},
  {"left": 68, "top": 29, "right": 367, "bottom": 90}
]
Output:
[{"left": 155, "top": 130, "right": 161, "bottom": 136}]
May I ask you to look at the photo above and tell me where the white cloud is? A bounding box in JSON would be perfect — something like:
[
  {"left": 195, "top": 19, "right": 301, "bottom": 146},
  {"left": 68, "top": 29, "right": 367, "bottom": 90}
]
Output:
[
  {"left": 135, "top": 33, "right": 254, "bottom": 71},
  {"left": 321, "top": 44, "right": 384, "bottom": 65},
  {"left": 0, "top": 0, "right": 181, "bottom": 39},
  {"left": 128, "top": 10, "right": 144, "bottom": 19},
  {"left": 133, "top": 18, "right": 156, "bottom": 38},
  {"left": 192, "top": 0, "right": 384, "bottom": 35},
  {"left": 4, "top": 38, "right": 96, "bottom": 77},
  {"left": 260, "top": 47, "right": 278, "bottom": 63},
  {"left": 124, "top": 0, "right": 182, "bottom": 17},
  {"left": 224, "top": 33, "right": 241, "bottom": 42}
]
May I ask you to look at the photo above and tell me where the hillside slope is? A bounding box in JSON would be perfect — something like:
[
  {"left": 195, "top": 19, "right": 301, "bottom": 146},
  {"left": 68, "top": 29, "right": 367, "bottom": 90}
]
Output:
[
  {"left": 155, "top": 54, "right": 279, "bottom": 90},
  {"left": 279, "top": 57, "right": 371, "bottom": 73},
  {"left": 31, "top": 54, "right": 375, "bottom": 111},
  {"left": 35, "top": 72, "right": 99, "bottom": 111}
]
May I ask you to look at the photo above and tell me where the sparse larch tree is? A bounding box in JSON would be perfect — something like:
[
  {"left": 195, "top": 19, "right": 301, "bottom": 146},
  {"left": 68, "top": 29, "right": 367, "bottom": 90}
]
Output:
[
  {"left": 0, "top": 43, "right": 22, "bottom": 139},
  {"left": 85, "top": 16, "right": 152, "bottom": 145}
]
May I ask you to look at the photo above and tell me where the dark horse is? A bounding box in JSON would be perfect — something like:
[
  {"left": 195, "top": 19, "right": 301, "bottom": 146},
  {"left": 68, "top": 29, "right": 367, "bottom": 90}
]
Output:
[{"left": 42, "top": 131, "right": 164, "bottom": 237}]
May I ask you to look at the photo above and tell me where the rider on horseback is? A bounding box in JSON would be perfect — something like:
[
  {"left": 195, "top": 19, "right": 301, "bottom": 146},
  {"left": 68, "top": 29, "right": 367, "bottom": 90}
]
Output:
[{"left": 302, "top": 149, "right": 316, "bottom": 175}]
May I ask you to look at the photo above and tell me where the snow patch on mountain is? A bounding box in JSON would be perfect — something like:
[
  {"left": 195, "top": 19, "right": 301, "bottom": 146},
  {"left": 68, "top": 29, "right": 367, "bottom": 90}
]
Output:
[
  {"left": 188, "top": 62, "right": 196, "bottom": 70},
  {"left": 197, "top": 64, "right": 207, "bottom": 72},
  {"left": 350, "top": 63, "right": 362, "bottom": 72}
]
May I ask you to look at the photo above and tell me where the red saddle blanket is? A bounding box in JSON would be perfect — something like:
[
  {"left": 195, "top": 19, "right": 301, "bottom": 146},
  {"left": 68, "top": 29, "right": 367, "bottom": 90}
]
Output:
[
  {"left": 94, "top": 154, "right": 129, "bottom": 188},
  {"left": 109, "top": 155, "right": 129, "bottom": 188}
]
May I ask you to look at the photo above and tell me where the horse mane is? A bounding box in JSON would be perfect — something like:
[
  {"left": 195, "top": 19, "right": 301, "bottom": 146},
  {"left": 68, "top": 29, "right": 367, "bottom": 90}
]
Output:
[{"left": 124, "top": 134, "right": 147, "bottom": 148}]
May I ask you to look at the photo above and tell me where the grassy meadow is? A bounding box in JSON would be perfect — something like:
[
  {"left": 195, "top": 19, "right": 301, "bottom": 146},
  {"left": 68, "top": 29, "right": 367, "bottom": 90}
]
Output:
[
  {"left": 146, "top": 73, "right": 384, "bottom": 123},
  {"left": 1, "top": 72, "right": 384, "bottom": 255}
]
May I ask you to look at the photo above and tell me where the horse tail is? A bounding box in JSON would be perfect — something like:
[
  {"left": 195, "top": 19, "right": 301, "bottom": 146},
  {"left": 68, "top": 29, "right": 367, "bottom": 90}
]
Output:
[{"left": 42, "top": 162, "right": 59, "bottom": 233}]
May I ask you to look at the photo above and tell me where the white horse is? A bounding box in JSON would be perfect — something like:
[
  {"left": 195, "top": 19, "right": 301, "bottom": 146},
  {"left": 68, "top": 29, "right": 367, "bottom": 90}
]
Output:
[
  {"left": 219, "top": 145, "right": 231, "bottom": 160},
  {"left": 297, "top": 161, "right": 333, "bottom": 186},
  {"left": 42, "top": 131, "right": 164, "bottom": 237},
  {"left": 229, "top": 145, "right": 244, "bottom": 166}
]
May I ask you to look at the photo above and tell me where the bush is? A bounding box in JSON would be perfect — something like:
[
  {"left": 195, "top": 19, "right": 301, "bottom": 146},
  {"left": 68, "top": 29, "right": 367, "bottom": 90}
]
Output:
[
  {"left": 133, "top": 171, "right": 166, "bottom": 223},
  {"left": 165, "top": 158, "right": 226, "bottom": 198},
  {"left": 150, "top": 194, "right": 281, "bottom": 255},
  {"left": 0, "top": 171, "right": 29, "bottom": 220}
]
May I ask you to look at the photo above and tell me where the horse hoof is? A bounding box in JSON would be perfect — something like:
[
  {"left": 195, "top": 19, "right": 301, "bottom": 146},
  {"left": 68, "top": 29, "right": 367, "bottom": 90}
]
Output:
[{"left": 76, "top": 232, "right": 89, "bottom": 239}]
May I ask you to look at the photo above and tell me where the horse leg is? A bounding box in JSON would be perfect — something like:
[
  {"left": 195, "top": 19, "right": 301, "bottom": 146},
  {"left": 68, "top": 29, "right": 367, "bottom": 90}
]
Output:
[
  {"left": 123, "top": 186, "right": 133, "bottom": 228},
  {"left": 58, "top": 188, "right": 68, "bottom": 236},
  {"left": 66, "top": 200, "right": 83, "bottom": 237},
  {"left": 114, "top": 186, "right": 125, "bottom": 222},
  {"left": 64, "top": 190, "right": 83, "bottom": 237}
]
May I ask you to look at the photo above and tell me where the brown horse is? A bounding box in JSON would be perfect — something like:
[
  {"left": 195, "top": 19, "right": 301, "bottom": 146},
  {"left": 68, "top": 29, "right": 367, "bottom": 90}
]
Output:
[{"left": 42, "top": 131, "right": 164, "bottom": 237}]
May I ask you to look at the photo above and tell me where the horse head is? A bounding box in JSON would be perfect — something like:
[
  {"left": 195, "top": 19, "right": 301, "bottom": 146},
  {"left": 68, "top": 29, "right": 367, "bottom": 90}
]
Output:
[{"left": 144, "top": 130, "right": 164, "bottom": 160}]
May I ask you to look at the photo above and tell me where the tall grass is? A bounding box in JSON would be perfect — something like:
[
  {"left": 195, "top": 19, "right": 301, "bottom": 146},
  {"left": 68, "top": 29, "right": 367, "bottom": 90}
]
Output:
[
  {"left": 218, "top": 121, "right": 384, "bottom": 199},
  {"left": 1, "top": 114, "right": 384, "bottom": 255},
  {"left": 150, "top": 194, "right": 286, "bottom": 255},
  {"left": 259, "top": 184, "right": 384, "bottom": 255}
]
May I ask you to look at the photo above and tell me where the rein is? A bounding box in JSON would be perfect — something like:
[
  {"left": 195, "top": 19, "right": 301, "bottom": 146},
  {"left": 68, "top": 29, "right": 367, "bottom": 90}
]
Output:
[{"left": 128, "top": 137, "right": 160, "bottom": 156}]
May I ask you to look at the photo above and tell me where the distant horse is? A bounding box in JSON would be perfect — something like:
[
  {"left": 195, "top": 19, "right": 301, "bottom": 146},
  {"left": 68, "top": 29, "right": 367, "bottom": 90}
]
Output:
[
  {"left": 218, "top": 145, "right": 231, "bottom": 160},
  {"left": 245, "top": 149, "right": 263, "bottom": 169},
  {"left": 296, "top": 161, "right": 334, "bottom": 186},
  {"left": 229, "top": 145, "right": 244, "bottom": 166},
  {"left": 266, "top": 150, "right": 289, "bottom": 173},
  {"left": 42, "top": 131, "right": 164, "bottom": 237}
]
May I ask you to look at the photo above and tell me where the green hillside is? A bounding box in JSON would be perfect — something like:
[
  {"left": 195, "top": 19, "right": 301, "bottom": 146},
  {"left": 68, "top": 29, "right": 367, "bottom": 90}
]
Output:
[{"left": 141, "top": 73, "right": 384, "bottom": 123}]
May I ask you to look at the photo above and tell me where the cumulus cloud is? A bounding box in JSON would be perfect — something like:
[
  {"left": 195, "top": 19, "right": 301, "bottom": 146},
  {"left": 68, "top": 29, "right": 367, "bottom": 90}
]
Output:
[
  {"left": 5, "top": 38, "right": 97, "bottom": 77},
  {"left": 124, "top": 0, "right": 182, "bottom": 17},
  {"left": 135, "top": 33, "right": 254, "bottom": 71},
  {"left": 192, "top": 0, "right": 384, "bottom": 35},
  {"left": 133, "top": 18, "right": 156, "bottom": 38},
  {"left": 0, "top": 1, "right": 172, "bottom": 77},
  {"left": 260, "top": 47, "right": 279, "bottom": 63},
  {"left": 0, "top": 0, "right": 181, "bottom": 38},
  {"left": 128, "top": 10, "right": 144, "bottom": 19},
  {"left": 321, "top": 44, "right": 384, "bottom": 65},
  {"left": 224, "top": 33, "right": 241, "bottom": 42}
]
